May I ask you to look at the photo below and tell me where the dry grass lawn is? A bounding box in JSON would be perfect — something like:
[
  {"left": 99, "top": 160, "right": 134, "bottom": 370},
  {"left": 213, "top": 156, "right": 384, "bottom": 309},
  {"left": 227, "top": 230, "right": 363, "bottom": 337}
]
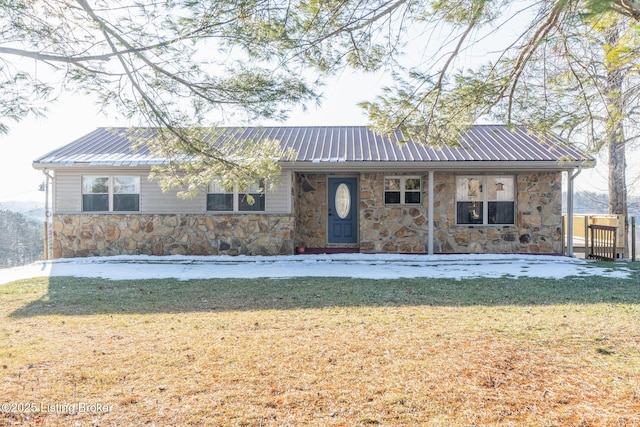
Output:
[{"left": 1, "top": 263, "right": 639, "bottom": 426}]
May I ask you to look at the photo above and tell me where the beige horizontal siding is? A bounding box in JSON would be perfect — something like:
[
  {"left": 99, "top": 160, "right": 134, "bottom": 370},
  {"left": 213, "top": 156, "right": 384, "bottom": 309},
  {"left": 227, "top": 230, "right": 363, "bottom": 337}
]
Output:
[
  {"left": 52, "top": 167, "right": 292, "bottom": 215},
  {"left": 265, "top": 171, "right": 292, "bottom": 213},
  {"left": 141, "top": 176, "right": 205, "bottom": 213},
  {"left": 54, "top": 170, "right": 82, "bottom": 212}
]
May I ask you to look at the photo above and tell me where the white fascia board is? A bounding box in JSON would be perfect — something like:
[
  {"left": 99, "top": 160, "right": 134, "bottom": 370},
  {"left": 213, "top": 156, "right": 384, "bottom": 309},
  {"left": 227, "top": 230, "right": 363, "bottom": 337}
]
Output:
[{"left": 32, "top": 163, "right": 155, "bottom": 173}]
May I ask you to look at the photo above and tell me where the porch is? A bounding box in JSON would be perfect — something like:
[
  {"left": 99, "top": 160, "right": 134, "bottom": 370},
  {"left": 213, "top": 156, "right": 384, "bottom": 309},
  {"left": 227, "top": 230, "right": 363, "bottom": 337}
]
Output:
[{"left": 562, "top": 214, "right": 630, "bottom": 260}]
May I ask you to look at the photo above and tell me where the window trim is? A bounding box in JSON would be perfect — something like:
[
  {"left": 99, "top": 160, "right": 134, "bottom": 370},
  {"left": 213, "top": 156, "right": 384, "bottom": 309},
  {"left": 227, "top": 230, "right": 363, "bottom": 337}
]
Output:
[
  {"left": 206, "top": 181, "right": 234, "bottom": 212},
  {"left": 82, "top": 176, "right": 140, "bottom": 212},
  {"left": 207, "top": 179, "right": 266, "bottom": 212},
  {"left": 455, "top": 175, "right": 516, "bottom": 226},
  {"left": 384, "top": 176, "right": 422, "bottom": 205}
]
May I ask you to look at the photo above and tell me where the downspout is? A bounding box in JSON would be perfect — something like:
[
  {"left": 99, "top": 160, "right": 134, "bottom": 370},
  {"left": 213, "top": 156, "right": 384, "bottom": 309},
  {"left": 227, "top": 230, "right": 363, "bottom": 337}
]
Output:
[
  {"left": 41, "top": 169, "right": 54, "bottom": 260},
  {"left": 566, "top": 166, "right": 582, "bottom": 257},
  {"left": 428, "top": 170, "right": 434, "bottom": 255}
]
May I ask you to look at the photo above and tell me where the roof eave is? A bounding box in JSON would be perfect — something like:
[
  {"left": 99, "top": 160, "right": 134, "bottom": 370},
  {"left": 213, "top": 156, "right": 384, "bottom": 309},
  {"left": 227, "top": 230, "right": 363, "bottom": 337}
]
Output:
[
  {"left": 34, "top": 159, "right": 594, "bottom": 172},
  {"left": 32, "top": 161, "right": 169, "bottom": 169},
  {"left": 279, "top": 159, "right": 595, "bottom": 172}
]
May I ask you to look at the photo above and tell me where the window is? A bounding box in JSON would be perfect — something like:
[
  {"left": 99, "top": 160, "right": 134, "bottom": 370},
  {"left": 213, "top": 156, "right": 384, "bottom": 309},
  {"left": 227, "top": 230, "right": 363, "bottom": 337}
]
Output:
[
  {"left": 113, "top": 177, "right": 140, "bottom": 211},
  {"left": 207, "top": 179, "right": 265, "bottom": 212},
  {"left": 239, "top": 180, "right": 265, "bottom": 211},
  {"left": 456, "top": 176, "right": 515, "bottom": 225},
  {"left": 384, "top": 176, "right": 422, "bottom": 205},
  {"left": 206, "top": 182, "right": 234, "bottom": 211},
  {"left": 82, "top": 176, "right": 140, "bottom": 212}
]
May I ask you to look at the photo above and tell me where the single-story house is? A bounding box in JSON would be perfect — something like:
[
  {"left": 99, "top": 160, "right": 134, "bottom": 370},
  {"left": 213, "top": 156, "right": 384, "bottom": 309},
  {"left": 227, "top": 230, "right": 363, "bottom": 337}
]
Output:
[{"left": 32, "top": 125, "right": 593, "bottom": 258}]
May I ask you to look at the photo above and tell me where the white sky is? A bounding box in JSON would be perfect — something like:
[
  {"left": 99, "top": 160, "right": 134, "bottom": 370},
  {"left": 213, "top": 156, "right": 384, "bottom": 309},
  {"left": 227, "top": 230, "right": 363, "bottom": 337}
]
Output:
[{"left": 0, "top": 253, "right": 632, "bottom": 285}]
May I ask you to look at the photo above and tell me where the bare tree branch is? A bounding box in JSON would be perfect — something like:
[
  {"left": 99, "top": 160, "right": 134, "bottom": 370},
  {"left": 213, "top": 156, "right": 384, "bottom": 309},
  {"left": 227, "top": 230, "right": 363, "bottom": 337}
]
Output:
[{"left": 611, "top": 0, "right": 640, "bottom": 20}]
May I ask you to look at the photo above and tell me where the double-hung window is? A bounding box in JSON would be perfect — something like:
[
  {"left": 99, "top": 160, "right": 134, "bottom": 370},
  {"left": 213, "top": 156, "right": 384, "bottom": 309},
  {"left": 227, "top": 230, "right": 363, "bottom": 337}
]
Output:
[
  {"left": 238, "top": 181, "right": 265, "bottom": 211},
  {"left": 384, "top": 176, "right": 422, "bottom": 205},
  {"left": 206, "top": 182, "right": 234, "bottom": 211},
  {"left": 456, "top": 176, "right": 515, "bottom": 225},
  {"left": 207, "top": 179, "right": 265, "bottom": 212},
  {"left": 82, "top": 176, "right": 140, "bottom": 212}
]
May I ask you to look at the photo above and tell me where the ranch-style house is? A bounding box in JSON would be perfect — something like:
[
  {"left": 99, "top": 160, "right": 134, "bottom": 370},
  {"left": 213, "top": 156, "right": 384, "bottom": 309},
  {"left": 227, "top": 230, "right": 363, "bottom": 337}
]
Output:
[{"left": 32, "top": 125, "right": 593, "bottom": 258}]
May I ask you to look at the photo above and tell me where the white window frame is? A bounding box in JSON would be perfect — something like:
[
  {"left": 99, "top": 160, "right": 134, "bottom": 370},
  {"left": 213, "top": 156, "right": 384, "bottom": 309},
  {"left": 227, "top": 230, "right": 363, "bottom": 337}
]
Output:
[
  {"left": 455, "top": 175, "right": 516, "bottom": 226},
  {"left": 384, "top": 176, "right": 422, "bottom": 205},
  {"left": 82, "top": 176, "right": 140, "bottom": 212},
  {"left": 207, "top": 179, "right": 266, "bottom": 212}
]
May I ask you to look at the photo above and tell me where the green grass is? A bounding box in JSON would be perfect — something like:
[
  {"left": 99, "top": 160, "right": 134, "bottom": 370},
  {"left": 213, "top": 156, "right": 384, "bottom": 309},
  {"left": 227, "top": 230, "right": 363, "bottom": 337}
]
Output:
[{"left": 1, "top": 261, "right": 639, "bottom": 426}]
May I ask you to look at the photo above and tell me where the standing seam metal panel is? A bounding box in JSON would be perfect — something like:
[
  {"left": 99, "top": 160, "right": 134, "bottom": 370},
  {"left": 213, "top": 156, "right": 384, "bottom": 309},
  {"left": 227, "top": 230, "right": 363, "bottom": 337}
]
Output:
[{"left": 35, "top": 125, "right": 590, "bottom": 166}]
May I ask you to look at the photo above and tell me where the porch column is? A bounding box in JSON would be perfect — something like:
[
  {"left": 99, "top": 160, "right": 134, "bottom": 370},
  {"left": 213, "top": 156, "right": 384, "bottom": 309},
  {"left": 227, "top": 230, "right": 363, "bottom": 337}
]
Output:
[
  {"left": 428, "top": 170, "right": 434, "bottom": 255},
  {"left": 566, "top": 167, "right": 582, "bottom": 257}
]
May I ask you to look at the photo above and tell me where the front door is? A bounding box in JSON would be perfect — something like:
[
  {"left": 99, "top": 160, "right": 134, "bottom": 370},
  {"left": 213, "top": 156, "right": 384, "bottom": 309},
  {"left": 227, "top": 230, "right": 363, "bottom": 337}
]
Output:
[{"left": 328, "top": 177, "right": 358, "bottom": 244}]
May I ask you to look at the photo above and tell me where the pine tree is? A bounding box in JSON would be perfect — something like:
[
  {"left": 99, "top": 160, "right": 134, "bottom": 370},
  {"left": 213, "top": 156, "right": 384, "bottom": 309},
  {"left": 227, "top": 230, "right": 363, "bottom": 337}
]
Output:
[{"left": 0, "top": 210, "right": 43, "bottom": 267}]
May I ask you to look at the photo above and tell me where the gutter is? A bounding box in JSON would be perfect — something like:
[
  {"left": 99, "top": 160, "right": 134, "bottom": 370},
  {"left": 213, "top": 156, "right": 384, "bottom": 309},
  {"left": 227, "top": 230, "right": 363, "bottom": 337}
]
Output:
[{"left": 41, "top": 169, "right": 54, "bottom": 260}]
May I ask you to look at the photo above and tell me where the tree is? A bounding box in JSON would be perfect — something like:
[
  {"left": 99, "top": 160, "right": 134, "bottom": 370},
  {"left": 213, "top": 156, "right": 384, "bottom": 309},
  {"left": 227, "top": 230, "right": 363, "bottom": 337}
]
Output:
[
  {"left": 0, "top": 210, "right": 43, "bottom": 267},
  {"left": 2, "top": 1, "right": 638, "bottom": 217},
  {"left": 234, "top": 0, "right": 639, "bottom": 245},
  {"left": 0, "top": 0, "right": 319, "bottom": 190}
]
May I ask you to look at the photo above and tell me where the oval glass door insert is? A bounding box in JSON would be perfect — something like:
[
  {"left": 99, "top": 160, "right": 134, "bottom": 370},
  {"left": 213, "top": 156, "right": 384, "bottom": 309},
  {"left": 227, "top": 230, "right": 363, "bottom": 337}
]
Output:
[{"left": 335, "top": 183, "right": 351, "bottom": 219}]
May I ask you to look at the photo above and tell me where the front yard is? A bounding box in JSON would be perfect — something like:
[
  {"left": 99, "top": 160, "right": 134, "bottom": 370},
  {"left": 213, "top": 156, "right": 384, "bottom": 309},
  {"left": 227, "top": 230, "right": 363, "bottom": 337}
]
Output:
[{"left": 1, "top": 264, "right": 639, "bottom": 426}]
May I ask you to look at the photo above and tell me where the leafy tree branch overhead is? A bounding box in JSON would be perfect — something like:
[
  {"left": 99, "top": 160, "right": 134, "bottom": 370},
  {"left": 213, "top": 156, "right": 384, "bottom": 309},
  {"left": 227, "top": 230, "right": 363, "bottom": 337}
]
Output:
[
  {"left": 0, "top": 0, "right": 319, "bottom": 190},
  {"left": 229, "top": 0, "right": 639, "bottom": 225},
  {"left": 2, "top": 1, "right": 638, "bottom": 142},
  {"left": 1, "top": 0, "right": 638, "bottom": 218},
  {"left": 245, "top": 0, "right": 634, "bottom": 229}
]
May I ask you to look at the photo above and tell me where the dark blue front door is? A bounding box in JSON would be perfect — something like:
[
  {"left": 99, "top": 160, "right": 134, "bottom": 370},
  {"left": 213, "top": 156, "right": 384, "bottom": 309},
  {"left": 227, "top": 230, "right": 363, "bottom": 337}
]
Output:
[{"left": 328, "top": 177, "right": 358, "bottom": 244}]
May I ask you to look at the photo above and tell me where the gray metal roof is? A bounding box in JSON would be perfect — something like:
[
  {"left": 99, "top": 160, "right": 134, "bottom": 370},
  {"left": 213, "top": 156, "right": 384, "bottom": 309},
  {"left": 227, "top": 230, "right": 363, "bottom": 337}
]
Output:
[{"left": 33, "top": 125, "right": 592, "bottom": 167}]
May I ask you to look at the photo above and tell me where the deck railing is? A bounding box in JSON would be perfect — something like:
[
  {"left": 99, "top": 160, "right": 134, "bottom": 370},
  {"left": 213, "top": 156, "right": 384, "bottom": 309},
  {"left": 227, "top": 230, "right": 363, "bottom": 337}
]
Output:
[
  {"left": 562, "top": 214, "right": 627, "bottom": 260},
  {"left": 588, "top": 224, "right": 618, "bottom": 261}
]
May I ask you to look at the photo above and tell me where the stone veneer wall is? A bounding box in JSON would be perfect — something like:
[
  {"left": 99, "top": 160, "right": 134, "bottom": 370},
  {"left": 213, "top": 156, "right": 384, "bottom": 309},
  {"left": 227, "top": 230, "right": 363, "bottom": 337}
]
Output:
[
  {"left": 294, "top": 173, "right": 328, "bottom": 248},
  {"left": 359, "top": 173, "right": 429, "bottom": 253},
  {"left": 432, "top": 172, "right": 563, "bottom": 254},
  {"left": 294, "top": 171, "right": 563, "bottom": 254},
  {"left": 359, "top": 171, "right": 563, "bottom": 254},
  {"left": 51, "top": 213, "right": 295, "bottom": 258}
]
